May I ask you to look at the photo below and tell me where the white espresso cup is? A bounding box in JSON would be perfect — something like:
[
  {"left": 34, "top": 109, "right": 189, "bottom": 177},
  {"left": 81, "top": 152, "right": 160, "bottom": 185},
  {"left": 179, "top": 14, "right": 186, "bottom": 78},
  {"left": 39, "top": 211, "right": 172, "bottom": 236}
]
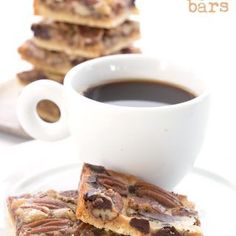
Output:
[{"left": 17, "top": 55, "right": 209, "bottom": 189}]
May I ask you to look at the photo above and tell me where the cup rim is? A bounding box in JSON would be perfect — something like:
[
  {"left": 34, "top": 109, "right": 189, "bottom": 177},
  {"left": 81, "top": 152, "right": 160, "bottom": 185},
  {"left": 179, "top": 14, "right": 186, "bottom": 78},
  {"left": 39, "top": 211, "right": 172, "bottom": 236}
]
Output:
[{"left": 64, "top": 54, "right": 210, "bottom": 111}]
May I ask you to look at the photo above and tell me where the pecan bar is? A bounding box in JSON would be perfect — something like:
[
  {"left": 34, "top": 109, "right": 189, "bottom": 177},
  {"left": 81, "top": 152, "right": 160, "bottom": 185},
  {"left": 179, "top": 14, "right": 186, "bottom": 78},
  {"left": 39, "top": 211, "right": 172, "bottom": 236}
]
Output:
[
  {"left": 34, "top": 0, "right": 137, "bottom": 29},
  {"left": 76, "top": 163, "right": 203, "bottom": 236},
  {"left": 7, "top": 189, "right": 120, "bottom": 236},
  {"left": 18, "top": 40, "right": 140, "bottom": 74},
  {"left": 17, "top": 69, "right": 64, "bottom": 85},
  {"left": 31, "top": 19, "right": 140, "bottom": 58}
]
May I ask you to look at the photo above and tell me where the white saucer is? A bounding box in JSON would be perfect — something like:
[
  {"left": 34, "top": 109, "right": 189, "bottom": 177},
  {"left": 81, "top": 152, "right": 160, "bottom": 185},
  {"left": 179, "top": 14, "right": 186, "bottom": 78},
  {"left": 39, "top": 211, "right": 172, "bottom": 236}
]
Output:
[{"left": 3, "top": 162, "right": 236, "bottom": 236}]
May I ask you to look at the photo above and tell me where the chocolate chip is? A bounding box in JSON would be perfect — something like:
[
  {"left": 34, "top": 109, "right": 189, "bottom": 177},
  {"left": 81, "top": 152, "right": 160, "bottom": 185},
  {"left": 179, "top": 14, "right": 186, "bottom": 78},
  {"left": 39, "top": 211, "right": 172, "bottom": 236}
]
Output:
[
  {"left": 120, "top": 48, "right": 133, "bottom": 54},
  {"left": 84, "top": 190, "right": 98, "bottom": 201},
  {"left": 84, "top": 190, "right": 112, "bottom": 210},
  {"left": 92, "top": 196, "right": 112, "bottom": 209},
  {"left": 152, "top": 226, "right": 181, "bottom": 236},
  {"left": 31, "top": 24, "right": 50, "bottom": 39},
  {"left": 129, "top": 218, "right": 150, "bottom": 234},
  {"left": 128, "top": 185, "right": 136, "bottom": 194}
]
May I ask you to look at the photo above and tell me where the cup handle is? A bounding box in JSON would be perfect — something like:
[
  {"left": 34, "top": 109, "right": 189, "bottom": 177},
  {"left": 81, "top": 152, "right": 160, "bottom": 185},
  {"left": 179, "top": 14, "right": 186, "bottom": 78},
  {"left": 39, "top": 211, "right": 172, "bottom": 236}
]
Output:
[{"left": 17, "top": 80, "right": 70, "bottom": 141}]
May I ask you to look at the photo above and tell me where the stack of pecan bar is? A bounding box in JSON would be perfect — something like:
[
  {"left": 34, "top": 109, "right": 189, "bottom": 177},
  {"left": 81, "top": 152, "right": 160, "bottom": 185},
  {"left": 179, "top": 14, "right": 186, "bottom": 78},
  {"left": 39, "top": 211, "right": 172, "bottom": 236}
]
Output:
[
  {"left": 7, "top": 163, "right": 203, "bottom": 236},
  {"left": 16, "top": 0, "right": 140, "bottom": 122}
]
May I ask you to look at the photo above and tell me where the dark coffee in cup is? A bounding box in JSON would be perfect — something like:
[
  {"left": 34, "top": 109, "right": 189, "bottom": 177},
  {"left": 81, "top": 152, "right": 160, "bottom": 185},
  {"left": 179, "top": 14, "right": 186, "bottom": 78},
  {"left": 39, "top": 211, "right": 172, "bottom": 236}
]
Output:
[{"left": 83, "top": 80, "right": 196, "bottom": 107}]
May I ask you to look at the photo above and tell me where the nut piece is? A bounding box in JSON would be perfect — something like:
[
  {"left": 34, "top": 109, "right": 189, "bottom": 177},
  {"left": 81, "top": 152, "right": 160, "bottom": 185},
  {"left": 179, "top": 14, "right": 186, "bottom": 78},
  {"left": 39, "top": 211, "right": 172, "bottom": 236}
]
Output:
[
  {"left": 19, "top": 218, "right": 76, "bottom": 235},
  {"left": 93, "top": 196, "right": 113, "bottom": 209},
  {"left": 97, "top": 174, "right": 128, "bottom": 196},
  {"left": 129, "top": 217, "right": 150, "bottom": 234},
  {"left": 71, "top": 2, "right": 91, "bottom": 16},
  {"left": 134, "top": 182, "right": 182, "bottom": 208},
  {"left": 52, "top": 208, "right": 76, "bottom": 221},
  {"left": 16, "top": 207, "right": 48, "bottom": 223}
]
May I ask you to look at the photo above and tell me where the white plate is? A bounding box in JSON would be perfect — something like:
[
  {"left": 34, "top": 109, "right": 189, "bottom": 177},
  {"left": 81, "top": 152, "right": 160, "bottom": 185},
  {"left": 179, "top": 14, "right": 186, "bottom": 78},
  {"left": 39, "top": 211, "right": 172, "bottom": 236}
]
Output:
[{"left": 2, "top": 162, "right": 236, "bottom": 236}]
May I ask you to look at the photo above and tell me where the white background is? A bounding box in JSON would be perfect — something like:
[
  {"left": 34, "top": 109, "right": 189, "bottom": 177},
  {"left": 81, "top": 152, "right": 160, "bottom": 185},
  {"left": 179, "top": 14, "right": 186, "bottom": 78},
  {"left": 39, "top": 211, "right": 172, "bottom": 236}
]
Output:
[{"left": 0, "top": 0, "right": 235, "bottom": 185}]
